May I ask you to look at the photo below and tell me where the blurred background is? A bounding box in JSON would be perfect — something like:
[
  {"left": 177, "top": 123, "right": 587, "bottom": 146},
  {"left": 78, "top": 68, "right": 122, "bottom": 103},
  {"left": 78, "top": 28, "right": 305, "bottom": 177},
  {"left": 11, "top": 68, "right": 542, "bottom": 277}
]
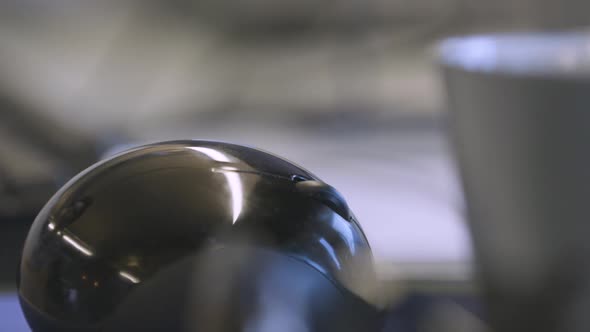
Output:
[{"left": 1, "top": 0, "right": 590, "bottom": 330}]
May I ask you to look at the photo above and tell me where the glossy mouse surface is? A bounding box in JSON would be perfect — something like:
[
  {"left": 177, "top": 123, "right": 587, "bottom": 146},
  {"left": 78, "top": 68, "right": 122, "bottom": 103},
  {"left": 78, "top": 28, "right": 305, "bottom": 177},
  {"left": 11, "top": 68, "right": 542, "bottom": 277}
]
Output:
[{"left": 17, "top": 140, "right": 379, "bottom": 331}]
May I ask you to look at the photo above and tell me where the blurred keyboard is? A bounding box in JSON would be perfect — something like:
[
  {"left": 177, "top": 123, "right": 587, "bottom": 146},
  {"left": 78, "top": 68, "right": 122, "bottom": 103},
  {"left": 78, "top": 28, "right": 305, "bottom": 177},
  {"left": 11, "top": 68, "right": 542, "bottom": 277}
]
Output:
[{"left": 0, "top": 126, "right": 61, "bottom": 219}]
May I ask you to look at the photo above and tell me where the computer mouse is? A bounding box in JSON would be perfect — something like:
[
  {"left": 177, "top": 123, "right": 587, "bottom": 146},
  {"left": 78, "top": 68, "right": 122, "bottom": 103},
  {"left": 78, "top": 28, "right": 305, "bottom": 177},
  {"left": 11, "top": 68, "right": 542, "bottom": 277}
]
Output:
[{"left": 17, "top": 140, "right": 382, "bottom": 331}]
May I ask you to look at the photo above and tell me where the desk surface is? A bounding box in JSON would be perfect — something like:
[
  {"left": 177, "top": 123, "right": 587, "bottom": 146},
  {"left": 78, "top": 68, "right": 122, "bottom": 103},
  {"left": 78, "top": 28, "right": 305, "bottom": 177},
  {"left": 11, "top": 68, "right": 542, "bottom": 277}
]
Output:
[{"left": 0, "top": 294, "right": 27, "bottom": 331}]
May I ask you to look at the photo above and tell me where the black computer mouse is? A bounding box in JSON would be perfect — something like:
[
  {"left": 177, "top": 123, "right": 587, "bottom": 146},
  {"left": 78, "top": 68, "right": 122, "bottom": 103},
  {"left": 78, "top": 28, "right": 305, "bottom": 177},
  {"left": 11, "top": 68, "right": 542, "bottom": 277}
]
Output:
[{"left": 17, "top": 140, "right": 382, "bottom": 332}]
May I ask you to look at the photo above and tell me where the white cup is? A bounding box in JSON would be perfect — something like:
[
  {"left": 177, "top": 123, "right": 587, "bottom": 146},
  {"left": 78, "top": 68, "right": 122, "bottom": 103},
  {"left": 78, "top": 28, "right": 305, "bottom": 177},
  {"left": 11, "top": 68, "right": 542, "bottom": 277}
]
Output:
[{"left": 440, "top": 32, "right": 590, "bottom": 332}]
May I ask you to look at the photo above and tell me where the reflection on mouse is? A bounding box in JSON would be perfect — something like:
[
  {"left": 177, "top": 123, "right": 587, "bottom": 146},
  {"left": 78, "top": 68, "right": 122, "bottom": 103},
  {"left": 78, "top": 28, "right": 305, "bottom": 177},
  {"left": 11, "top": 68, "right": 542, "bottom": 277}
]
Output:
[{"left": 17, "top": 140, "right": 383, "bottom": 332}]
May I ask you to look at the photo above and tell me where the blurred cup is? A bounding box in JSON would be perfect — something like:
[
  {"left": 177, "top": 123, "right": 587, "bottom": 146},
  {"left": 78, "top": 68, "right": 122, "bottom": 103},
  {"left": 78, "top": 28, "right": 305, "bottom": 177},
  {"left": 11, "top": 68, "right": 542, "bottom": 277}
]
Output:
[{"left": 439, "top": 32, "right": 590, "bottom": 332}]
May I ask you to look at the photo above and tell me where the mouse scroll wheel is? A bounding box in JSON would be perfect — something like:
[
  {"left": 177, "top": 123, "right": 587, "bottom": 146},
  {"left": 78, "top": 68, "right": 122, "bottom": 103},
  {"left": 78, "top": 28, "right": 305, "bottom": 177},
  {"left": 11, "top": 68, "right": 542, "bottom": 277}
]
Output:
[{"left": 295, "top": 180, "right": 351, "bottom": 221}]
